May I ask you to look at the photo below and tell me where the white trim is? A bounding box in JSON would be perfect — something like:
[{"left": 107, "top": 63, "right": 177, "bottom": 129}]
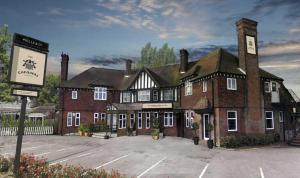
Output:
[
  {"left": 130, "top": 113, "right": 135, "bottom": 128},
  {"left": 101, "top": 113, "right": 106, "bottom": 120},
  {"left": 146, "top": 112, "right": 150, "bottom": 129},
  {"left": 227, "top": 78, "right": 237, "bottom": 90},
  {"left": 75, "top": 112, "right": 80, "bottom": 126},
  {"left": 119, "top": 114, "right": 126, "bottom": 129},
  {"left": 67, "top": 112, "right": 72, "bottom": 127},
  {"left": 265, "top": 111, "right": 274, "bottom": 129},
  {"left": 71, "top": 91, "right": 77, "bottom": 99},
  {"left": 227, "top": 111, "right": 237, "bottom": 131},
  {"left": 94, "top": 113, "right": 99, "bottom": 124},
  {"left": 94, "top": 87, "right": 107, "bottom": 100},
  {"left": 203, "top": 114, "right": 210, "bottom": 140},
  {"left": 164, "top": 112, "right": 173, "bottom": 127},
  {"left": 202, "top": 80, "right": 207, "bottom": 92},
  {"left": 138, "top": 112, "right": 142, "bottom": 129},
  {"left": 185, "top": 80, "right": 193, "bottom": 96}
]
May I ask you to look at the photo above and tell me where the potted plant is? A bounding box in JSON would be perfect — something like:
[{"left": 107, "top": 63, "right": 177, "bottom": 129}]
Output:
[
  {"left": 207, "top": 123, "right": 214, "bottom": 149},
  {"left": 87, "top": 124, "right": 94, "bottom": 137},
  {"left": 192, "top": 122, "right": 199, "bottom": 145},
  {"left": 127, "top": 127, "right": 133, "bottom": 136},
  {"left": 151, "top": 129, "right": 159, "bottom": 140},
  {"left": 79, "top": 125, "right": 85, "bottom": 136},
  {"left": 104, "top": 125, "right": 110, "bottom": 139}
]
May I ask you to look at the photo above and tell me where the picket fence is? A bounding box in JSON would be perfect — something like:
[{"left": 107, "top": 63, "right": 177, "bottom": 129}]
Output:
[{"left": 0, "top": 126, "right": 53, "bottom": 136}]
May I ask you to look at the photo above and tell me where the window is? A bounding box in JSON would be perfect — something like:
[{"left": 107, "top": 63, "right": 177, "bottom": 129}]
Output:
[
  {"left": 279, "top": 111, "right": 284, "bottom": 123},
  {"left": 271, "top": 82, "right": 277, "bottom": 92},
  {"left": 122, "top": 92, "right": 131, "bottom": 103},
  {"left": 203, "top": 114, "right": 210, "bottom": 140},
  {"left": 138, "top": 90, "right": 150, "bottom": 101},
  {"left": 164, "top": 112, "right": 173, "bottom": 127},
  {"left": 72, "top": 91, "right": 77, "bottom": 99},
  {"left": 227, "top": 111, "right": 237, "bottom": 131},
  {"left": 67, "top": 112, "right": 72, "bottom": 127},
  {"left": 264, "top": 82, "right": 271, "bottom": 93},
  {"left": 227, "top": 78, "right": 237, "bottom": 90},
  {"left": 265, "top": 111, "right": 274, "bottom": 129},
  {"left": 203, "top": 81, "right": 207, "bottom": 92},
  {"left": 185, "top": 81, "right": 192, "bottom": 96},
  {"left": 185, "top": 111, "right": 194, "bottom": 128},
  {"left": 146, "top": 112, "right": 150, "bottom": 129},
  {"left": 154, "top": 112, "right": 158, "bottom": 118},
  {"left": 75, "top": 113, "right": 80, "bottom": 126},
  {"left": 101, "top": 113, "right": 106, "bottom": 120},
  {"left": 153, "top": 90, "right": 159, "bottom": 101},
  {"left": 119, "top": 114, "right": 126, "bottom": 129},
  {"left": 130, "top": 113, "right": 135, "bottom": 128},
  {"left": 163, "top": 89, "right": 173, "bottom": 101},
  {"left": 138, "top": 112, "right": 142, "bottom": 129},
  {"left": 94, "top": 113, "right": 99, "bottom": 123},
  {"left": 94, "top": 87, "right": 107, "bottom": 100}
]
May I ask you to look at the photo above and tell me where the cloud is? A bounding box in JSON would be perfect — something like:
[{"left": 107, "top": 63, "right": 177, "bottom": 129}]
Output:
[{"left": 83, "top": 56, "right": 135, "bottom": 66}]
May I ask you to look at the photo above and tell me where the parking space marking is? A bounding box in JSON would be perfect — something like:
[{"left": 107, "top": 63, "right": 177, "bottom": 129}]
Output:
[
  {"left": 95, "top": 154, "right": 129, "bottom": 169},
  {"left": 199, "top": 163, "right": 209, "bottom": 178},
  {"left": 57, "top": 148, "right": 70, "bottom": 152},
  {"left": 136, "top": 157, "right": 166, "bottom": 178},
  {"left": 49, "top": 159, "right": 69, "bottom": 166},
  {"left": 35, "top": 152, "right": 51, "bottom": 157},
  {"left": 260, "top": 168, "right": 265, "bottom": 178},
  {"left": 75, "top": 153, "right": 91, "bottom": 158}
]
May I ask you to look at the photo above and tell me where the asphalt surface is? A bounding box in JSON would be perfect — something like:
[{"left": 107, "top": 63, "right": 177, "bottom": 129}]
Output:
[{"left": 0, "top": 135, "right": 299, "bottom": 178}]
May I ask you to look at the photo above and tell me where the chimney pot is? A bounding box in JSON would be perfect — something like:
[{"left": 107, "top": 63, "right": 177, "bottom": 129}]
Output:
[{"left": 61, "top": 53, "right": 69, "bottom": 83}]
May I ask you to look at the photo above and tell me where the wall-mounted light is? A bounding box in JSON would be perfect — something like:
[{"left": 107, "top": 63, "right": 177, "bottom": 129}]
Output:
[{"left": 293, "top": 107, "right": 297, "bottom": 113}]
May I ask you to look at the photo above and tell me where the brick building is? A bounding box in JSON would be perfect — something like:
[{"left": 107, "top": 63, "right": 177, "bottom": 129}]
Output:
[{"left": 58, "top": 18, "right": 297, "bottom": 146}]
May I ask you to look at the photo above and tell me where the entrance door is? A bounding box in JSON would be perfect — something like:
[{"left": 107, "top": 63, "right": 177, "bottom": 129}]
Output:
[
  {"left": 176, "top": 113, "right": 184, "bottom": 137},
  {"left": 203, "top": 114, "right": 210, "bottom": 140},
  {"left": 112, "top": 114, "right": 117, "bottom": 131}
]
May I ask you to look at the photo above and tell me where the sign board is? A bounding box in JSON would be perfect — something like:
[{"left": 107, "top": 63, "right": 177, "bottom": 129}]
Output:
[
  {"left": 8, "top": 33, "right": 48, "bottom": 87},
  {"left": 12, "top": 89, "right": 38, "bottom": 97},
  {"left": 142, "top": 103, "right": 172, "bottom": 109},
  {"left": 246, "top": 35, "right": 256, "bottom": 55}
]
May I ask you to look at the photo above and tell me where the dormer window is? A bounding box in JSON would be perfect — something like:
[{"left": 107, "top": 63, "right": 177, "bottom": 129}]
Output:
[
  {"left": 94, "top": 87, "right": 107, "bottom": 100},
  {"left": 271, "top": 82, "right": 277, "bottom": 92},
  {"left": 185, "top": 81, "right": 192, "bottom": 96},
  {"left": 72, "top": 91, "right": 77, "bottom": 99},
  {"left": 227, "top": 78, "right": 237, "bottom": 90}
]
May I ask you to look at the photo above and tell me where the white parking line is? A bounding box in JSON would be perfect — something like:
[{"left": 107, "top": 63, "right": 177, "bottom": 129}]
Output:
[
  {"left": 260, "top": 168, "right": 265, "bottom": 178},
  {"left": 95, "top": 155, "right": 129, "bottom": 169},
  {"left": 75, "top": 153, "right": 91, "bottom": 158},
  {"left": 199, "top": 163, "right": 210, "bottom": 178},
  {"left": 137, "top": 157, "right": 166, "bottom": 178},
  {"left": 49, "top": 159, "right": 69, "bottom": 166},
  {"left": 35, "top": 152, "right": 51, "bottom": 157},
  {"left": 56, "top": 148, "right": 70, "bottom": 152}
]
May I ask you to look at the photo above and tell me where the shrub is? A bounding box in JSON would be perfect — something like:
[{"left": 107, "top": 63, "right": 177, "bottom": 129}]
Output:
[
  {"left": 220, "top": 134, "right": 278, "bottom": 148},
  {"left": 0, "top": 156, "right": 11, "bottom": 172}
]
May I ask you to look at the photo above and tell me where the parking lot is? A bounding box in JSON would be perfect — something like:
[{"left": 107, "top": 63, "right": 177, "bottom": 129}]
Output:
[{"left": 0, "top": 135, "right": 299, "bottom": 178}]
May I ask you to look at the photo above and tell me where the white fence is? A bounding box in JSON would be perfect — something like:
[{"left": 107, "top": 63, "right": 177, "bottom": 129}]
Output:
[{"left": 0, "top": 126, "right": 53, "bottom": 136}]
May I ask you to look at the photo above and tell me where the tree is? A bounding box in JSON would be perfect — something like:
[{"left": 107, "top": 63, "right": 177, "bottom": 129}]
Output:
[
  {"left": 0, "top": 24, "right": 16, "bottom": 102},
  {"left": 37, "top": 74, "right": 60, "bottom": 105},
  {"left": 138, "top": 42, "right": 177, "bottom": 68}
]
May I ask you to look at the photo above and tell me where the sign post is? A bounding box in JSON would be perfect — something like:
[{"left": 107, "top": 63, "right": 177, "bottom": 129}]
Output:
[{"left": 8, "top": 33, "right": 48, "bottom": 176}]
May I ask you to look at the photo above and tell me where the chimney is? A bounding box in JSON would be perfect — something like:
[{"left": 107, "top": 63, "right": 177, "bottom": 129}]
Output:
[
  {"left": 180, "top": 49, "right": 188, "bottom": 74},
  {"left": 125, "top": 59, "right": 132, "bottom": 77},
  {"left": 236, "top": 18, "right": 263, "bottom": 134},
  {"left": 61, "top": 53, "right": 69, "bottom": 83}
]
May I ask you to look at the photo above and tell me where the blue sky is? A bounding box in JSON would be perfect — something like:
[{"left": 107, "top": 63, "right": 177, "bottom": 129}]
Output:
[{"left": 1, "top": 0, "right": 300, "bottom": 95}]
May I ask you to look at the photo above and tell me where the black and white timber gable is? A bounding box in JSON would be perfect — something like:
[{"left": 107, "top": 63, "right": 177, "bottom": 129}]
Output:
[{"left": 130, "top": 70, "right": 159, "bottom": 90}]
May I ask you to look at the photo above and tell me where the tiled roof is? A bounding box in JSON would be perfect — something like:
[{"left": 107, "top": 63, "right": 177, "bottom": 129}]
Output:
[{"left": 60, "top": 48, "right": 283, "bottom": 90}]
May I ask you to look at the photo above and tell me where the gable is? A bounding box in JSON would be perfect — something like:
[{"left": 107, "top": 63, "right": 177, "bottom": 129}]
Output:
[{"left": 130, "top": 71, "right": 158, "bottom": 89}]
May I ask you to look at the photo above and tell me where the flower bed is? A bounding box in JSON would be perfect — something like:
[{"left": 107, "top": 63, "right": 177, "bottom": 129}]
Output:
[{"left": 0, "top": 154, "right": 123, "bottom": 178}]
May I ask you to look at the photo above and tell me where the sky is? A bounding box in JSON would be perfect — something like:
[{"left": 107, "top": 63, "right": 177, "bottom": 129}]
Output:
[{"left": 0, "top": 0, "right": 300, "bottom": 96}]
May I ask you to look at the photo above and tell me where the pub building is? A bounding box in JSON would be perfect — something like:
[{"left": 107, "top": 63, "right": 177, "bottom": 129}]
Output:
[{"left": 58, "top": 18, "right": 297, "bottom": 146}]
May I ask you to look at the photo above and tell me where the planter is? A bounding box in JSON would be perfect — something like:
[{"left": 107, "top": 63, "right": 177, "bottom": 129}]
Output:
[
  {"left": 193, "top": 137, "right": 199, "bottom": 145},
  {"left": 152, "top": 135, "right": 159, "bottom": 140},
  {"left": 79, "top": 131, "right": 84, "bottom": 136},
  {"left": 207, "top": 139, "right": 214, "bottom": 149},
  {"left": 133, "top": 131, "right": 137, "bottom": 136},
  {"left": 159, "top": 132, "right": 163, "bottom": 139},
  {"left": 104, "top": 135, "right": 109, "bottom": 139},
  {"left": 84, "top": 132, "right": 89, "bottom": 137}
]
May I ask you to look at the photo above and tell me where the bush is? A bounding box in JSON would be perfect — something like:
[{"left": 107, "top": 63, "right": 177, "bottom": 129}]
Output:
[
  {"left": 0, "top": 156, "right": 11, "bottom": 172},
  {"left": 220, "top": 134, "right": 278, "bottom": 148}
]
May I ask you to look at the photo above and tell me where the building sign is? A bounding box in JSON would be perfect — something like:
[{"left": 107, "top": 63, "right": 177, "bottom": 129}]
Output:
[
  {"left": 142, "top": 103, "right": 172, "bottom": 109},
  {"left": 9, "top": 33, "right": 48, "bottom": 87},
  {"left": 12, "top": 89, "right": 38, "bottom": 97},
  {"left": 246, "top": 35, "right": 256, "bottom": 55}
]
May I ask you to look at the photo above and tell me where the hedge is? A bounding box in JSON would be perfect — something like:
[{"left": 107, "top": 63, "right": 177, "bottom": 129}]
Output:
[{"left": 220, "top": 133, "right": 280, "bottom": 148}]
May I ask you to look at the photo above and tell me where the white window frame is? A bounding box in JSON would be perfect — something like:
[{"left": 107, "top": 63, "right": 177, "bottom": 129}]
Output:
[
  {"left": 203, "top": 80, "right": 207, "bottom": 92},
  {"left": 72, "top": 91, "right": 77, "bottom": 99},
  {"left": 101, "top": 113, "right": 106, "bottom": 120},
  {"left": 138, "top": 90, "right": 151, "bottom": 101},
  {"left": 185, "top": 81, "right": 193, "bottom": 96},
  {"left": 271, "top": 82, "right": 277, "bottom": 92},
  {"left": 265, "top": 111, "right": 274, "bottom": 129},
  {"left": 138, "top": 112, "right": 142, "bottom": 129},
  {"left": 163, "top": 89, "right": 173, "bottom": 101},
  {"left": 264, "top": 81, "right": 271, "bottom": 93},
  {"left": 94, "top": 113, "right": 99, "bottom": 124},
  {"left": 119, "top": 114, "right": 126, "bottom": 129},
  {"left": 227, "top": 111, "right": 237, "bottom": 131},
  {"left": 154, "top": 112, "right": 158, "bottom": 119},
  {"left": 130, "top": 113, "right": 135, "bottom": 128},
  {"left": 203, "top": 114, "right": 210, "bottom": 140},
  {"left": 164, "top": 112, "right": 173, "bottom": 127},
  {"left": 279, "top": 111, "right": 284, "bottom": 123},
  {"left": 227, "top": 78, "right": 237, "bottom": 90},
  {"left": 94, "top": 87, "right": 107, "bottom": 100},
  {"left": 146, "top": 112, "right": 150, "bottom": 129},
  {"left": 153, "top": 90, "right": 159, "bottom": 101},
  {"left": 75, "top": 112, "right": 80, "bottom": 126},
  {"left": 185, "top": 110, "right": 194, "bottom": 128},
  {"left": 122, "top": 92, "right": 131, "bottom": 103},
  {"left": 67, "top": 112, "right": 72, "bottom": 127}
]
